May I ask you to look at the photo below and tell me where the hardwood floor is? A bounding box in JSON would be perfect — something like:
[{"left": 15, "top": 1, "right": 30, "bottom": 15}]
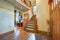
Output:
[{"left": 0, "top": 27, "right": 49, "bottom": 40}]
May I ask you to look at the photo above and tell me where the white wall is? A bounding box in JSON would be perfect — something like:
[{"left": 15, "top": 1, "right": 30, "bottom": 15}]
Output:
[
  {"left": 36, "top": 0, "right": 50, "bottom": 32},
  {"left": 0, "top": 0, "right": 14, "bottom": 34}
]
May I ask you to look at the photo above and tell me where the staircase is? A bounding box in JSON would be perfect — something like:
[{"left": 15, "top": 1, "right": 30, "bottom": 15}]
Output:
[
  {"left": 23, "top": 15, "right": 38, "bottom": 33},
  {"left": 25, "top": 19, "right": 34, "bottom": 32}
]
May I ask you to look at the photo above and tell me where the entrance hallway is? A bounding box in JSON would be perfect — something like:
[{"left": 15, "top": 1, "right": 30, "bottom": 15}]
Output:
[
  {"left": 0, "top": 27, "right": 49, "bottom": 40},
  {"left": 0, "top": 0, "right": 60, "bottom": 40}
]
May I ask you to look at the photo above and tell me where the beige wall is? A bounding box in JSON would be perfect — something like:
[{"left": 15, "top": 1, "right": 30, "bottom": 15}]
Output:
[{"left": 36, "top": 0, "right": 50, "bottom": 32}]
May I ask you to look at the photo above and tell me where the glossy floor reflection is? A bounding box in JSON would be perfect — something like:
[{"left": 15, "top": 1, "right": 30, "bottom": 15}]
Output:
[
  {"left": 0, "top": 27, "right": 49, "bottom": 40},
  {"left": 27, "top": 33, "right": 35, "bottom": 40}
]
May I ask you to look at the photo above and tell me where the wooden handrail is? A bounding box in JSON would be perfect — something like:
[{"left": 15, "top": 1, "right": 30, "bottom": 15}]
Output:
[
  {"left": 34, "top": 16, "right": 38, "bottom": 33},
  {"left": 23, "top": 15, "right": 33, "bottom": 30}
]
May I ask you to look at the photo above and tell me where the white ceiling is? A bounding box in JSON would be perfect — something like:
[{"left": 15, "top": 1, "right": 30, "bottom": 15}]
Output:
[
  {"left": 4, "top": 0, "right": 29, "bottom": 12},
  {"left": 4, "top": 0, "right": 36, "bottom": 12}
]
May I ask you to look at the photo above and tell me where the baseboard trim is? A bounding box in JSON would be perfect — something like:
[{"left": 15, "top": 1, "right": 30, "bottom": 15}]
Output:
[
  {"left": 38, "top": 30, "right": 50, "bottom": 36},
  {"left": 0, "top": 30, "right": 14, "bottom": 35}
]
